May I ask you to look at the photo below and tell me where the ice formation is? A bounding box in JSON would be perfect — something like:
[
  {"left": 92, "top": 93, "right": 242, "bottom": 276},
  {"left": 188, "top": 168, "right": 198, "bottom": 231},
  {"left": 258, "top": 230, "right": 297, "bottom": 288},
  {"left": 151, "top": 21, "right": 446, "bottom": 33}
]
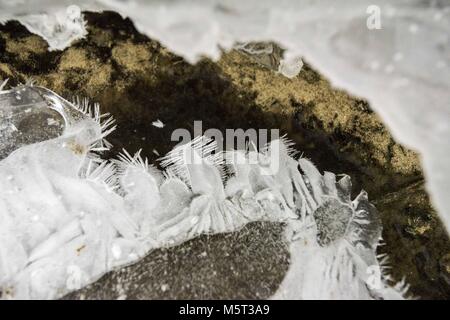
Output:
[
  {"left": 0, "top": 3, "right": 87, "bottom": 51},
  {"left": 235, "top": 42, "right": 303, "bottom": 78},
  {"left": 0, "top": 83, "right": 406, "bottom": 299},
  {"left": 1, "top": 0, "right": 448, "bottom": 235}
]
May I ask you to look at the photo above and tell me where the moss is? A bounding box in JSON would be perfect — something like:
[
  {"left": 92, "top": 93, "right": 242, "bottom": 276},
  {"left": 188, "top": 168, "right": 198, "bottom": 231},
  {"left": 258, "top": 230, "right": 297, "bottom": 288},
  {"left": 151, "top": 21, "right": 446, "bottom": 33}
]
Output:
[
  {"left": 374, "top": 182, "right": 450, "bottom": 298},
  {"left": 391, "top": 144, "right": 421, "bottom": 175},
  {"left": 440, "top": 254, "right": 450, "bottom": 286},
  {"left": 86, "top": 63, "right": 113, "bottom": 93},
  {"left": 0, "top": 62, "right": 13, "bottom": 77},
  {"left": 111, "top": 41, "right": 152, "bottom": 72},
  {"left": 5, "top": 35, "right": 48, "bottom": 59},
  {"left": 58, "top": 47, "right": 92, "bottom": 71}
]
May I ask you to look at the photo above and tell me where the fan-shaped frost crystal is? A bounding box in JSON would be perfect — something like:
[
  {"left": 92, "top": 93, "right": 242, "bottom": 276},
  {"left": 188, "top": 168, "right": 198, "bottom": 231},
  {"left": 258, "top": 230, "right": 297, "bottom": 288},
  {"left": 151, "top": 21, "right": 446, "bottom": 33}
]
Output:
[{"left": 0, "top": 83, "right": 407, "bottom": 299}]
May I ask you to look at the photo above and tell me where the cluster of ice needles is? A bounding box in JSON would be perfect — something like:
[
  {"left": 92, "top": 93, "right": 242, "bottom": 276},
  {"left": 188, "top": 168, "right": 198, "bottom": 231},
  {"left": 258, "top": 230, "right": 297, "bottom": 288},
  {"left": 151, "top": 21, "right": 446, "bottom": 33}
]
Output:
[{"left": 0, "top": 81, "right": 408, "bottom": 299}]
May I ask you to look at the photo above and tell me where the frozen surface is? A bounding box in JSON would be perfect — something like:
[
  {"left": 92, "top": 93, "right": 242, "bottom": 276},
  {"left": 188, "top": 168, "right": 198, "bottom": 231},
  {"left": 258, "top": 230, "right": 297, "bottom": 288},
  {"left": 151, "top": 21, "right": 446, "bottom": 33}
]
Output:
[
  {"left": 0, "top": 84, "right": 404, "bottom": 299},
  {"left": 0, "top": 0, "right": 448, "bottom": 233}
]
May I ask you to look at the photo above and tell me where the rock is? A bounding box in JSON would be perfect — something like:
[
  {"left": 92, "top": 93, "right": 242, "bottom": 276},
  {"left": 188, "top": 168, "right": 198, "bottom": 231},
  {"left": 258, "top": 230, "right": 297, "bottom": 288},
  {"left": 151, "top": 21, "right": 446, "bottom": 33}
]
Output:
[{"left": 64, "top": 222, "right": 289, "bottom": 300}]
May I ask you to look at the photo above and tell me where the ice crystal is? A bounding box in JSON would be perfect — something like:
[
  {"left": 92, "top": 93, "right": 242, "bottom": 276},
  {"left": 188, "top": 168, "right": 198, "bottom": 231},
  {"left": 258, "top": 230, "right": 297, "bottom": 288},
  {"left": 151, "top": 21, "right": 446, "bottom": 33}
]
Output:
[{"left": 0, "top": 83, "right": 407, "bottom": 299}]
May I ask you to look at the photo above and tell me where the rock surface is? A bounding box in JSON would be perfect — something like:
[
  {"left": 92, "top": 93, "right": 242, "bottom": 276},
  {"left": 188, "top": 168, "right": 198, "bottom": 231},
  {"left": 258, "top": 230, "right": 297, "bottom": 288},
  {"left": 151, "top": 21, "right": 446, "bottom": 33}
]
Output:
[{"left": 0, "top": 11, "right": 448, "bottom": 299}]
